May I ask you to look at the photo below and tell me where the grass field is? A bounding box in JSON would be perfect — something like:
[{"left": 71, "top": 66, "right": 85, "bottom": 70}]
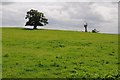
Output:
[{"left": 2, "top": 28, "right": 119, "bottom": 78}]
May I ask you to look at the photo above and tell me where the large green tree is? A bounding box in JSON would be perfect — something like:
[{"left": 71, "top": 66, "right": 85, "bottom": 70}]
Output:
[{"left": 25, "top": 9, "right": 48, "bottom": 29}]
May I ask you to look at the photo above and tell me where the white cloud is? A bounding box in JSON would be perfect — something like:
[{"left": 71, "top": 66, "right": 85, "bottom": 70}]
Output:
[
  {"left": 1, "top": 0, "right": 119, "bottom": 2},
  {"left": 92, "top": 3, "right": 118, "bottom": 21},
  {"left": 0, "top": 3, "right": 2, "bottom": 27}
]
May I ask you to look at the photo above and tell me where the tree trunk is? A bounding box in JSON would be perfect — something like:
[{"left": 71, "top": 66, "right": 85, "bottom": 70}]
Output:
[{"left": 33, "top": 25, "right": 37, "bottom": 29}]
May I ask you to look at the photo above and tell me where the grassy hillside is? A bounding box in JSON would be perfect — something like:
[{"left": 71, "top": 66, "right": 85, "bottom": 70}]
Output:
[{"left": 2, "top": 28, "right": 119, "bottom": 78}]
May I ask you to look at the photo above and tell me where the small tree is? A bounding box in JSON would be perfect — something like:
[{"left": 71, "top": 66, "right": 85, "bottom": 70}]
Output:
[
  {"left": 84, "top": 21, "right": 88, "bottom": 32},
  {"left": 25, "top": 9, "right": 48, "bottom": 29}
]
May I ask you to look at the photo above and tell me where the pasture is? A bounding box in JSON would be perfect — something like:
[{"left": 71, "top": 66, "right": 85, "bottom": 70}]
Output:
[{"left": 2, "top": 28, "right": 119, "bottom": 78}]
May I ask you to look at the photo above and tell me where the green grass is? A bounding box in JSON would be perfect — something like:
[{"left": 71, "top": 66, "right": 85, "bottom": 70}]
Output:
[{"left": 2, "top": 28, "right": 119, "bottom": 78}]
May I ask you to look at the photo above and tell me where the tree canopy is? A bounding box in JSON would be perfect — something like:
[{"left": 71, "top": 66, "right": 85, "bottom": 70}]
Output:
[{"left": 25, "top": 9, "right": 48, "bottom": 29}]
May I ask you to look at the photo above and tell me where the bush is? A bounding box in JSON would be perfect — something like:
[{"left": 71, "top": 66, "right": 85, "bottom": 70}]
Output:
[{"left": 92, "top": 29, "right": 99, "bottom": 33}]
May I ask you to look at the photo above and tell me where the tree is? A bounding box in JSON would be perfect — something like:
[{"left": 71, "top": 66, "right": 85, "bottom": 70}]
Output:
[
  {"left": 84, "top": 21, "right": 88, "bottom": 32},
  {"left": 25, "top": 9, "right": 48, "bottom": 29}
]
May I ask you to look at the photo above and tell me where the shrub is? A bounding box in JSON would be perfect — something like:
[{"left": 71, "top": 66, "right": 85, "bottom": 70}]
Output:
[{"left": 92, "top": 29, "right": 99, "bottom": 33}]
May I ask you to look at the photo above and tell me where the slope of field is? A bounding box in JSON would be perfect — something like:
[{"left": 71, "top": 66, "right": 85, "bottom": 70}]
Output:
[{"left": 2, "top": 28, "right": 119, "bottom": 78}]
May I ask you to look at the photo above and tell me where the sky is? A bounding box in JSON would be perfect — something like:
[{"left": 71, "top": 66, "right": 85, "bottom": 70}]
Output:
[{"left": 0, "top": 0, "right": 119, "bottom": 34}]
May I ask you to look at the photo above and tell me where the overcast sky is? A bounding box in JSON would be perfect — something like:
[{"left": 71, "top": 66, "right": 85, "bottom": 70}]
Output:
[{"left": 0, "top": 0, "right": 119, "bottom": 34}]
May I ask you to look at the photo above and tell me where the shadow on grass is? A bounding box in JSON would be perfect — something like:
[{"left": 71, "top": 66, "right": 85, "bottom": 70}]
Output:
[{"left": 22, "top": 28, "right": 45, "bottom": 30}]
